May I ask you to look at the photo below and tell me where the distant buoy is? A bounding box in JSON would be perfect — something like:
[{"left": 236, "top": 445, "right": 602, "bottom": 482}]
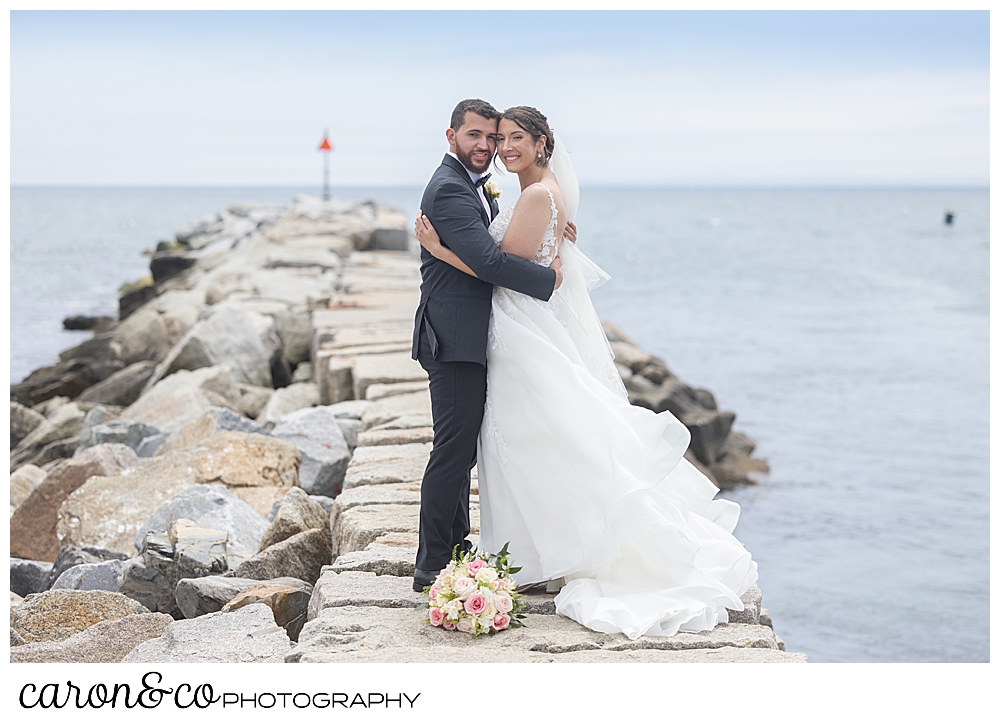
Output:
[{"left": 944, "top": 211, "right": 954, "bottom": 225}]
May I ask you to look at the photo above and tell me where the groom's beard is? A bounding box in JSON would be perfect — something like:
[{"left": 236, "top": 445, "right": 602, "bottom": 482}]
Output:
[{"left": 456, "top": 146, "right": 492, "bottom": 175}]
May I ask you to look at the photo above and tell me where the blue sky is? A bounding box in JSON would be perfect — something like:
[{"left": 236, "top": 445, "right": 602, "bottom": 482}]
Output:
[{"left": 10, "top": 10, "right": 989, "bottom": 187}]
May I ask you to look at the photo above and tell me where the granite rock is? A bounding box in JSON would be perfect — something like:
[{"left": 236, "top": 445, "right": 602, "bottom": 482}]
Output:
[
  {"left": 257, "top": 383, "right": 319, "bottom": 426},
  {"left": 174, "top": 575, "right": 308, "bottom": 619},
  {"left": 10, "top": 464, "right": 46, "bottom": 516},
  {"left": 10, "top": 612, "right": 173, "bottom": 663},
  {"left": 147, "top": 304, "right": 279, "bottom": 389},
  {"left": 259, "top": 486, "right": 332, "bottom": 553},
  {"left": 11, "top": 402, "right": 87, "bottom": 468},
  {"left": 227, "top": 528, "right": 331, "bottom": 586},
  {"left": 46, "top": 545, "right": 131, "bottom": 589},
  {"left": 270, "top": 406, "right": 350, "bottom": 497},
  {"left": 49, "top": 558, "right": 129, "bottom": 592},
  {"left": 11, "top": 589, "right": 149, "bottom": 644},
  {"left": 10, "top": 444, "right": 138, "bottom": 562},
  {"left": 117, "top": 521, "right": 228, "bottom": 618},
  {"left": 77, "top": 360, "right": 158, "bottom": 407},
  {"left": 136, "top": 484, "right": 269, "bottom": 567},
  {"left": 10, "top": 559, "right": 54, "bottom": 597},
  {"left": 155, "top": 406, "right": 270, "bottom": 457},
  {"left": 10, "top": 401, "right": 46, "bottom": 449},
  {"left": 342, "top": 442, "right": 431, "bottom": 490},
  {"left": 120, "top": 365, "right": 243, "bottom": 434},
  {"left": 122, "top": 603, "right": 290, "bottom": 663},
  {"left": 222, "top": 580, "right": 313, "bottom": 642}
]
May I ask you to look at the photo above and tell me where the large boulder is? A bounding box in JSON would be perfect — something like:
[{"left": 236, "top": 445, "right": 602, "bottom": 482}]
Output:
[
  {"left": 121, "top": 603, "right": 290, "bottom": 663},
  {"left": 146, "top": 304, "right": 280, "bottom": 389},
  {"left": 10, "top": 613, "right": 173, "bottom": 663},
  {"left": 117, "top": 521, "right": 229, "bottom": 618},
  {"left": 10, "top": 401, "right": 46, "bottom": 448},
  {"left": 46, "top": 545, "right": 131, "bottom": 589},
  {"left": 135, "top": 484, "right": 269, "bottom": 568},
  {"left": 174, "top": 575, "right": 308, "bottom": 619},
  {"left": 235, "top": 384, "right": 274, "bottom": 419},
  {"left": 226, "top": 528, "right": 331, "bottom": 586},
  {"left": 11, "top": 589, "right": 149, "bottom": 643},
  {"left": 270, "top": 406, "right": 350, "bottom": 497},
  {"left": 222, "top": 580, "right": 313, "bottom": 642},
  {"left": 11, "top": 359, "right": 124, "bottom": 406},
  {"left": 10, "top": 444, "right": 139, "bottom": 562},
  {"left": 10, "top": 559, "right": 54, "bottom": 597},
  {"left": 271, "top": 307, "right": 312, "bottom": 366},
  {"left": 258, "top": 487, "right": 331, "bottom": 553},
  {"left": 57, "top": 432, "right": 299, "bottom": 554},
  {"left": 11, "top": 402, "right": 87, "bottom": 469},
  {"left": 77, "top": 361, "right": 158, "bottom": 407},
  {"left": 10, "top": 464, "right": 46, "bottom": 516},
  {"left": 257, "top": 383, "right": 319, "bottom": 426},
  {"left": 111, "top": 306, "right": 173, "bottom": 365},
  {"left": 120, "top": 365, "right": 243, "bottom": 434},
  {"left": 683, "top": 409, "right": 736, "bottom": 467},
  {"left": 50, "top": 559, "right": 129, "bottom": 592},
  {"left": 155, "top": 406, "right": 270, "bottom": 457},
  {"left": 76, "top": 405, "right": 161, "bottom": 455}
]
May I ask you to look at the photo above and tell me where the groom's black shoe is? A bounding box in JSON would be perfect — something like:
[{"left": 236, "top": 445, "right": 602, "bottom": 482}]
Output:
[{"left": 412, "top": 568, "right": 439, "bottom": 593}]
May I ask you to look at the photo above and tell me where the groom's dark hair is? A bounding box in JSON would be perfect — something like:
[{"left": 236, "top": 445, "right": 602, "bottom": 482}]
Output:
[{"left": 450, "top": 99, "right": 500, "bottom": 131}]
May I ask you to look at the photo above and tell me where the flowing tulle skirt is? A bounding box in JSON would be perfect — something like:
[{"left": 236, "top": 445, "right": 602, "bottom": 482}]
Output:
[{"left": 477, "top": 241, "right": 758, "bottom": 640}]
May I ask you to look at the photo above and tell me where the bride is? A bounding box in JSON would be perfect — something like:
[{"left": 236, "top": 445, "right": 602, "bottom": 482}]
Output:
[{"left": 413, "top": 105, "right": 758, "bottom": 640}]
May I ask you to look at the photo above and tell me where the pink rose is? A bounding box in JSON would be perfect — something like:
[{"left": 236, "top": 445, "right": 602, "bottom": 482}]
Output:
[
  {"left": 428, "top": 607, "right": 444, "bottom": 626},
  {"left": 494, "top": 591, "right": 513, "bottom": 614},
  {"left": 466, "top": 559, "right": 487, "bottom": 575},
  {"left": 464, "top": 592, "right": 488, "bottom": 616},
  {"left": 428, "top": 584, "right": 441, "bottom": 602},
  {"left": 453, "top": 577, "right": 477, "bottom": 600},
  {"left": 443, "top": 619, "right": 456, "bottom": 630},
  {"left": 492, "top": 613, "right": 510, "bottom": 631},
  {"left": 456, "top": 617, "right": 475, "bottom": 634}
]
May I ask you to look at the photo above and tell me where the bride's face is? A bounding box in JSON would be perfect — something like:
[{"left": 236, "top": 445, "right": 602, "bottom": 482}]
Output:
[{"left": 497, "top": 119, "right": 545, "bottom": 174}]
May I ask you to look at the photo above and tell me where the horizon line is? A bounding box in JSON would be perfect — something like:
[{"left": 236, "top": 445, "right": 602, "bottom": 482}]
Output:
[{"left": 10, "top": 183, "right": 990, "bottom": 191}]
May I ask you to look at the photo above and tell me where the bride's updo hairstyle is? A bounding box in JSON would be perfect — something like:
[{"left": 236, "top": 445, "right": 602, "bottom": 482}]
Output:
[{"left": 500, "top": 106, "right": 555, "bottom": 167}]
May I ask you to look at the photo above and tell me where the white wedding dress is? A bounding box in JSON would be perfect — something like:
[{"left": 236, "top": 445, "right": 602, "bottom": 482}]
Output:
[{"left": 477, "top": 175, "right": 758, "bottom": 640}]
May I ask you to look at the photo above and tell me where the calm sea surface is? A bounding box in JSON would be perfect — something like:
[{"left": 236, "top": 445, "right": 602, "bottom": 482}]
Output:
[{"left": 9, "top": 186, "right": 989, "bottom": 662}]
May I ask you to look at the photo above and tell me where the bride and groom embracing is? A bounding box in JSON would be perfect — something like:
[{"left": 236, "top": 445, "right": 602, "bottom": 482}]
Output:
[{"left": 410, "top": 98, "right": 758, "bottom": 640}]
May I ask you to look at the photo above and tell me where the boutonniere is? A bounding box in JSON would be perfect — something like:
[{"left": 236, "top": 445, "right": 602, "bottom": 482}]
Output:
[{"left": 484, "top": 180, "right": 502, "bottom": 202}]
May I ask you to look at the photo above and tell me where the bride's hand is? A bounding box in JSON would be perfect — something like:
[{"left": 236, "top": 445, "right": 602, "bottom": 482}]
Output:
[
  {"left": 414, "top": 211, "right": 444, "bottom": 256},
  {"left": 562, "top": 220, "right": 577, "bottom": 244}
]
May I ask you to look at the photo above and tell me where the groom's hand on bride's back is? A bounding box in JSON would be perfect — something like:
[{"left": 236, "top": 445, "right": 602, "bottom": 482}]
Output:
[{"left": 551, "top": 256, "right": 564, "bottom": 289}]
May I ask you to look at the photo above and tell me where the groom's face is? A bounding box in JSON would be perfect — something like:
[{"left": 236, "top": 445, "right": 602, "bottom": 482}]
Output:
[{"left": 447, "top": 112, "right": 498, "bottom": 175}]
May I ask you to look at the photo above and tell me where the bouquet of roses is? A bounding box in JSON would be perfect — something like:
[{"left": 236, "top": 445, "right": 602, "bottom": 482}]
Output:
[{"left": 419, "top": 543, "right": 526, "bottom": 636}]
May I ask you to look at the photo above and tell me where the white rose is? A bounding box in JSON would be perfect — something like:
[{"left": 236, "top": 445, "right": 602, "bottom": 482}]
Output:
[
  {"left": 475, "top": 567, "right": 499, "bottom": 586},
  {"left": 444, "top": 600, "right": 463, "bottom": 620},
  {"left": 456, "top": 616, "right": 475, "bottom": 634},
  {"left": 453, "top": 577, "right": 477, "bottom": 600},
  {"left": 494, "top": 591, "right": 514, "bottom": 614}
]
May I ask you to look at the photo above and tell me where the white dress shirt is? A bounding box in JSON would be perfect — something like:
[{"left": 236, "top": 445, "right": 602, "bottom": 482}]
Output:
[{"left": 448, "top": 152, "right": 492, "bottom": 218}]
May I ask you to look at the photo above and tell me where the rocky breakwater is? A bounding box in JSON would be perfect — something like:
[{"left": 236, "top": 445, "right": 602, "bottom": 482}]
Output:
[
  {"left": 10, "top": 195, "right": 410, "bottom": 662},
  {"left": 10, "top": 193, "right": 797, "bottom": 662}
]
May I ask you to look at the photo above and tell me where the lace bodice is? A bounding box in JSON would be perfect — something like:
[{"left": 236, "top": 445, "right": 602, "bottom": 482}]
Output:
[{"left": 488, "top": 184, "right": 560, "bottom": 267}]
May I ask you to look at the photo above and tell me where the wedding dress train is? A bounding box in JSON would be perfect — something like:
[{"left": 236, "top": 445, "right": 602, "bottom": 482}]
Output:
[{"left": 476, "top": 184, "right": 758, "bottom": 640}]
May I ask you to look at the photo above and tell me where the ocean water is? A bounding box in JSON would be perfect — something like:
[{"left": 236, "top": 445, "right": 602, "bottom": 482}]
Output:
[{"left": 8, "top": 186, "right": 989, "bottom": 662}]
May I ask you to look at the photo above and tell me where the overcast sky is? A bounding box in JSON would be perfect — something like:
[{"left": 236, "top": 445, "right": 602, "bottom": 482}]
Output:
[{"left": 10, "top": 10, "right": 989, "bottom": 187}]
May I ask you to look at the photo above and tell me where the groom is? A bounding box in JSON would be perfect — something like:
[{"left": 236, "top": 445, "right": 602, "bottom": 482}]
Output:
[{"left": 410, "top": 98, "right": 573, "bottom": 592}]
